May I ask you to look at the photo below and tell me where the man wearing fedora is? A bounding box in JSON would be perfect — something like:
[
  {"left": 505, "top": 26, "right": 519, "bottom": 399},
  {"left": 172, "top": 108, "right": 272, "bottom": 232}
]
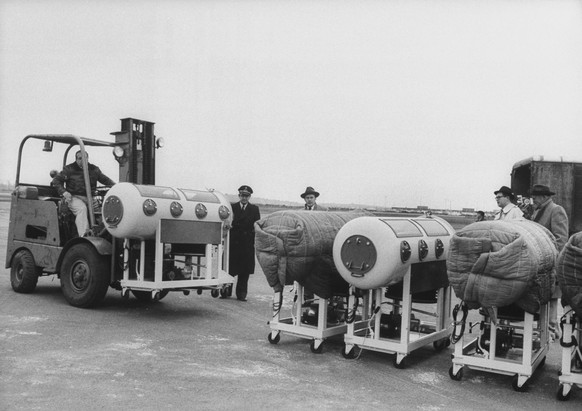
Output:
[
  {"left": 493, "top": 186, "right": 524, "bottom": 220},
  {"left": 530, "top": 184, "right": 569, "bottom": 341},
  {"left": 225, "top": 185, "right": 261, "bottom": 301},
  {"left": 530, "top": 184, "right": 569, "bottom": 250},
  {"left": 300, "top": 186, "right": 327, "bottom": 211}
]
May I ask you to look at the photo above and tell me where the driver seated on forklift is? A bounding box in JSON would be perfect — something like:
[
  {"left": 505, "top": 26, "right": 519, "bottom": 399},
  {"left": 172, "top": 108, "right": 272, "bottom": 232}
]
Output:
[{"left": 52, "top": 150, "right": 116, "bottom": 237}]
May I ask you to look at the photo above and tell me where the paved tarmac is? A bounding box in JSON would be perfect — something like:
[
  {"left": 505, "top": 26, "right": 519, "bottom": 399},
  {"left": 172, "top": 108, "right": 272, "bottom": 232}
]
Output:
[{"left": 0, "top": 205, "right": 581, "bottom": 410}]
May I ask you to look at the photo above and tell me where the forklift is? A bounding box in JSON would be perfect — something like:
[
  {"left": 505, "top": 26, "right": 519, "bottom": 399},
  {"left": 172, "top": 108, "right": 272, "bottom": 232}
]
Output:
[{"left": 6, "top": 118, "right": 233, "bottom": 307}]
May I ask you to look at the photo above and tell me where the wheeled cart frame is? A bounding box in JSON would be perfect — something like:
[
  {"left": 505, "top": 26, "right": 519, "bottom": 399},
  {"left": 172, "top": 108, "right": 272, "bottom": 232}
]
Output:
[
  {"left": 118, "top": 219, "right": 233, "bottom": 300},
  {"left": 267, "top": 282, "right": 367, "bottom": 353},
  {"left": 449, "top": 303, "right": 549, "bottom": 391},
  {"left": 557, "top": 306, "right": 582, "bottom": 401},
  {"left": 341, "top": 265, "right": 452, "bottom": 368}
]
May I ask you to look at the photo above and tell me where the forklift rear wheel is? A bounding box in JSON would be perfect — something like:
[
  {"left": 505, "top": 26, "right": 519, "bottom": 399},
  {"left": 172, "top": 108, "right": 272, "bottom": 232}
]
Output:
[
  {"left": 60, "top": 243, "right": 110, "bottom": 308},
  {"left": 10, "top": 249, "right": 40, "bottom": 293},
  {"left": 132, "top": 290, "right": 169, "bottom": 301}
]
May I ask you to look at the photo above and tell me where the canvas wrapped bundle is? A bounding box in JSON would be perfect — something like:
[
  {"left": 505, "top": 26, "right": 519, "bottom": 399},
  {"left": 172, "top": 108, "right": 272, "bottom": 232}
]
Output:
[
  {"left": 447, "top": 220, "right": 557, "bottom": 314},
  {"left": 556, "top": 232, "right": 582, "bottom": 318},
  {"left": 255, "top": 210, "right": 369, "bottom": 298}
]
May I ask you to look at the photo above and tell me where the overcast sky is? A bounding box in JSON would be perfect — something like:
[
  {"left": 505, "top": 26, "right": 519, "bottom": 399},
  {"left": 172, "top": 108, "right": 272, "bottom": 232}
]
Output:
[{"left": 1, "top": 0, "right": 581, "bottom": 211}]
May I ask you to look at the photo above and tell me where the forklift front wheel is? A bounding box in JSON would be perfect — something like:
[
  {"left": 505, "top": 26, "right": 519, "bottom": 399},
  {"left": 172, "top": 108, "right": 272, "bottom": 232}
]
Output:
[{"left": 60, "top": 243, "right": 109, "bottom": 308}]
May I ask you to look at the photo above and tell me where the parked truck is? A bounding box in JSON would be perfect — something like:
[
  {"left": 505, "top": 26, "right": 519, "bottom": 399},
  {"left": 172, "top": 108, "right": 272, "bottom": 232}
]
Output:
[
  {"left": 6, "top": 118, "right": 233, "bottom": 307},
  {"left": 511, "top": 156, "right": 582, "bottom": 235}
]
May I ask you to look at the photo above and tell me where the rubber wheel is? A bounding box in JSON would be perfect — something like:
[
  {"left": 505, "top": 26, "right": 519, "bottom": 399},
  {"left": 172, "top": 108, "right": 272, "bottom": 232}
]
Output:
[
  {"left": 557, "top": 384, "right": 571, "bottom": 401},
  {"left": 433, "top": 338, "right": 448, "bottom": 352},
  {"left": 211, "top": 289, "right": 220, "bottom": 298},
  {"left": 132, "top": 289, "right": 169, "bottom": 301},
  {"left": 511, "top": 375, "right": 527, "bottom": 392},
  {"left": 341, "top": 344, "right": 356, "bottom": 359},
  {"left": 10, "top": 249, "right": 40, "bottom": 293},
  {"left": 394, "top": 356, "right": 406, "bottom": 369},
  {"left": 449, "top": 366, "right": 463, "bottom": 381},
  {"left": 310, "top": 339, "right": 323, "bottom": 354},
  {"left": 267, "top": 333, "right": 280, "bottom": 344},
  {"left": 60, "top": 243, "right": 110, "bottom": 308}
]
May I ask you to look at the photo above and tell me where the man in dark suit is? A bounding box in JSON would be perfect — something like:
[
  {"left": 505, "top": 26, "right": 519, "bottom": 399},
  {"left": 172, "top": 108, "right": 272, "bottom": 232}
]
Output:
[{"left": 225, "top": 185, "right": 261, "bottom": 301}]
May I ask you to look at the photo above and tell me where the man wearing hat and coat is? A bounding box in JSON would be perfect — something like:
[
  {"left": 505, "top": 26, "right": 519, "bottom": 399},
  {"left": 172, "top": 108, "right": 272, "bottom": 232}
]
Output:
[
  {"left": 530, "top": 184, "right": 569, "bottom": 341},
  {"left": 226, "top": 185, "right": 261, "bottom": 301},
  {"left": 530, "top": 184, "right": 569, "bottom": 250},
  {"left": 301, "top": 186, "right": 328, "bottom": 211},
  {"left": 493, "top": 186, "right": 524, "bottom": 220}
]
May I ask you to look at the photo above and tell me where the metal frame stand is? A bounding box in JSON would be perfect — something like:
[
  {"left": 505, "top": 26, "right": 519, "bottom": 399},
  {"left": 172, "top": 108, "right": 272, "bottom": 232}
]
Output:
[
  {"left": 557, "top": 307, "right": 582, "bottom": 401},
  {"left": 267, "top": 282, "right": 365, "bottom": 353},
  {"left": 450, "top": 303, "right": 549, "bottom": 391},
  {"left": 342, "top": 266, "right": 452, "bottom": 368},
  {"left": 119, "top": 219, "right": 232, "bottom": 299}
]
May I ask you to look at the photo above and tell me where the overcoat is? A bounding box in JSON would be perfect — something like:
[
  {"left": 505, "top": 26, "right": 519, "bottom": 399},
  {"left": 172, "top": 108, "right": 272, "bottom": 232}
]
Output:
[
  {"left": 229, "top": 202, "right": 261, "bottom": 276},
  {"left": 532, "top": 199, "right": 569, "bottom": 251}
]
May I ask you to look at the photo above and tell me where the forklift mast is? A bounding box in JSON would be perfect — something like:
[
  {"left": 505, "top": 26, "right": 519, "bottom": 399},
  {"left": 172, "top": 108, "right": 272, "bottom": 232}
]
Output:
[{"left": 111, "top": 118, "right": 156, "bottom": 185}]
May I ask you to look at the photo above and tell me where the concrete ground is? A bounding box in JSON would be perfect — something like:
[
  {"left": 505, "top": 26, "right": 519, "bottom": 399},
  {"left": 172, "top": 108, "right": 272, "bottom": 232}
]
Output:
[{"left": 0, "top": 210, "right": 581, "bottom": 410}]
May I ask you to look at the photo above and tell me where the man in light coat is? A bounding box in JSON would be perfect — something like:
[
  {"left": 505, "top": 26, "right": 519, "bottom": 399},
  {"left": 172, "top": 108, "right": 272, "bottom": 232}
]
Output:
[{"left": 493, "top": 186, "right": 523, "bottom": 220}]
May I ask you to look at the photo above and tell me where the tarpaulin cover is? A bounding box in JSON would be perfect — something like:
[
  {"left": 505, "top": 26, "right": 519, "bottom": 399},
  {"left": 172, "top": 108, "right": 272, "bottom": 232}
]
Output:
[
  {"left": 447, "top": 220, "right": 557, "bottom": 314},
  {"left": 556, "top": 232, "right": 582, "bottom": 318},
  {"left": 255, "top": 210, "right": 369, "bottom": 298}
]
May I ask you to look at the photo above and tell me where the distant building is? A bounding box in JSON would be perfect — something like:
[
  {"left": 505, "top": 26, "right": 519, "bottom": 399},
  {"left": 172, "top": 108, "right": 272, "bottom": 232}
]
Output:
[{"left": 417, "top": 205, "right": 429, "bottom": 210}]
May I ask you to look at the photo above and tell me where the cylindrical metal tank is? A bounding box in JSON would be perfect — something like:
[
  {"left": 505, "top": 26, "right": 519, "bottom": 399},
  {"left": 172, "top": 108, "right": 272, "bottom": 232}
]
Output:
[
  {"left": 333, "top": 216, "right": 455, "bottom": 290},
  {"left": 102, "top": 182, "right": 232, "bottom": 240}
]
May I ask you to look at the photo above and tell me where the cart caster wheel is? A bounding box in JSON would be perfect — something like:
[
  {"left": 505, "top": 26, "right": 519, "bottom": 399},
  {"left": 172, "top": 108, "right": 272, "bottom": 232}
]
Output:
[
  {"left": 197, "top": 288, "right": 203, "bottom": 295},
  {"left": 267, "top": 332, "right": 280, "bottom": 344},
  {"left": 557, "top": 384, "right": 572, "bottom": 401},
  {"left": 310, "top": 340, "right": 323, "bottom": 354},
  {"left": 511, "top": 375, "right": 527, "bottom": 392},
  {"left": 220, "top": 288, "right": 228, "bottom": 298},
  {"left": 449, "top": 366, "right": 463, "bottom": 381},
  {"left": 393, "top": 356, "right": 406, "bottom": 369},
  {"left": 342, "top": 344, "right": 356, "bottom": 359},
  {"left": 433, "top": 338, "right": 448, "bottom": 352},
  {"left": 183, "top": 290, "right": 190, "bottom": 296},
  {"left": 211, "top": 289, "right": 219, "bottom": 298}
]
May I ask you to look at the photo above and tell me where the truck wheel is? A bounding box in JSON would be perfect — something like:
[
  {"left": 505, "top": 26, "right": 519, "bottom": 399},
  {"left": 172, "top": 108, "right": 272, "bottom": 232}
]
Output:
[
  {"left": 10, "top": 250, "right": 40, "bottom": 293},
  {"left": 60, "top": 243, "right": 110, "bottom": 308}
]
